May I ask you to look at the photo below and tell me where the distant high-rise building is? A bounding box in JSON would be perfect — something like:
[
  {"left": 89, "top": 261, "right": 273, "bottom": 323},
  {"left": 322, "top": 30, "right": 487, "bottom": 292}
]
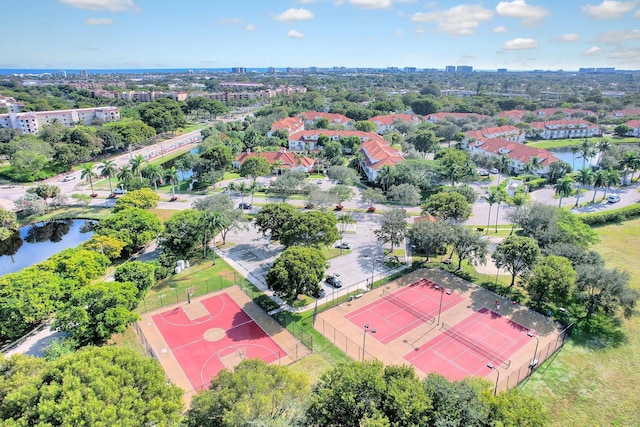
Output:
[
  {"left": 497, "top": 68, "right": 507, "bottom": 74},
  {"left": 579, "top": 67, "right": 596, "bottom": 73},
  {"left": 79, "top": 70, "right": 88, "bottom": 79},
  {"left": 404, "top": 67, "right": 417, "bottom": 73},
  {"left": 231, "top": 67, "right": 246, "bottom": 74},
  {"left": 308, "top": 67, "right": 318, "bottom": 73},
  {"left": 445, "top": 65, "right": 456, "bottom": 73},
  {"left": 456, "top": 65, "right": 473, "bottom": 73},
  {"left": 58, "top": 70, "right": 67, "bottom": 78},
  {"left": 267, "top": 67, "right": 276, "bottom": 74},
  {"left": 596, "top": 67, "right": 615, "bottom": 74}
]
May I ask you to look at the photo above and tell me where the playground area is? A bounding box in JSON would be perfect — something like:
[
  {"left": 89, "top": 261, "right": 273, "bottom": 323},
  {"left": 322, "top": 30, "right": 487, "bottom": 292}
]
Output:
[{"left": 316, "top": 269, "right": 566, "bottom": 392}]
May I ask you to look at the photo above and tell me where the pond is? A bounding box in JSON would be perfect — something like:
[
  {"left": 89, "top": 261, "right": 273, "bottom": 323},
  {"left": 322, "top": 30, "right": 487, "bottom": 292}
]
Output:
[
  {"left": 159, "top": 147, "right": 200, "bottom": 182},
  {"left": 0, "top": 219, "right": 94, "bottom": 277},
  {"left": 548, "top": 148, "right": 600, "bottom": 171}
]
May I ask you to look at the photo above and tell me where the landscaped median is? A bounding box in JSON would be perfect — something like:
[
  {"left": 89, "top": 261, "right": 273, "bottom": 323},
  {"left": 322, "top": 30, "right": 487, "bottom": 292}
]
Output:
[{"left": 579, "top": 201, "right": 640, "bottom": 225}]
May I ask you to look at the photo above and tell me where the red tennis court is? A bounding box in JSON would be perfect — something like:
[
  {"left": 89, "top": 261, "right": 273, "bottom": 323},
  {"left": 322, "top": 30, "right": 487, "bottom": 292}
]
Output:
[
  {"left": 345, "top": 278, "right": 465, "bottom": 344},
  {"left": 152, "top": 292, "right": 285, "bottom": 391},
  {"left": 405, "top": 308, "right": 532, "bottom": 381}
]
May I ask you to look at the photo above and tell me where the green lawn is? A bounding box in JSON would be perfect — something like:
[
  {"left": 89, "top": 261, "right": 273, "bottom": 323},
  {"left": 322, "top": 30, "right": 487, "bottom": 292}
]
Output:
[
  {"left": 527, "top": 136, "right": 639, "bottom": 149},
  {"left": 19, "top": 206, "right": 112, "bottom": 225},
  {"left": 524, "top": 219, "right": 640, "bottom": 426}
]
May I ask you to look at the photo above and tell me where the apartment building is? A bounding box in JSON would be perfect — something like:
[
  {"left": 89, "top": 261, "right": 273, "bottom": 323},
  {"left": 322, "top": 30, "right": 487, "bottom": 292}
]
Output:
[
  {"left": 0, "top": 106, "right": 120, "bottom": 134},
  {"left": 528, "top": 119, "right": 600, "bottom": 140}
]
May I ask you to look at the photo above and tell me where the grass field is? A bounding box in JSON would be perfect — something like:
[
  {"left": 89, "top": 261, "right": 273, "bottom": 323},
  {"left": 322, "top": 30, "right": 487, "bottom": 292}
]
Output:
[
  {"left": 525, "top": 219, "right": 640, "bottom": 426},
  {"left": 527, "top": 136, "right": 639, "bottom": 149}
]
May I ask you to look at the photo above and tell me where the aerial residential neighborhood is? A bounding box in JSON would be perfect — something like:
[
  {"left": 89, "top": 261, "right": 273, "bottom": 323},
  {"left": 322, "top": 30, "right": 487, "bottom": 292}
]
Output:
[{"left": 1, "top": 0, "right": 640, "bottom": 426}]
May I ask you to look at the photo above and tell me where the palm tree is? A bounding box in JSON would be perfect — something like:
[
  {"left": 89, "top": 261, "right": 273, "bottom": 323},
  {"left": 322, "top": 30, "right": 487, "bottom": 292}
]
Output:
[
  {"left": 144, "top": 164, "right": 164, "bottom": 192},
  {"left": 166, "top": 166, "right": 179, "bottom": 200},
  {"left": 578, "top": 139, "right": 595, "bottom": 169},
  {"left": 130, "top": 154, "right": 146, "bottom": 183},
  {"left": 497, "top": 154, "right": 512, "bottom": 184},
  {"left": 80, "top": 164, "right": 97, "bottom": 195},
  {"left": 236, "top": 181, "right": 250, "bottom": 206},
  {"left": 574, "top": 168, "right": 594, "bottom": 207},
  {"left": 494, "top": 189, "right": 506, "bottom": 233},
  {"left": 507, "top": 192, "right": 529, "bottom": 234},
  {"left": 592, "top": 169, "right": 607, "bottom": 202},
  {"left": 554, "top": 176, "right": 573, "bottom": 207},
  {"left": 570, "top": 144, "right": 581, "bottom": 169},
  {"left": 98, "top": 160, "right": 117, "bottom": 194},
  {"left": 603, "top": 169, "right": 620, "bottom": 200},
  {"left": 523, "top": 156, "right": 543, "bottom": 176},
  {"left": 596, "top": 138, "right": 611, "bottom": 167},
  {"left": 117, "top": 165, "right": 134, "bottom": 190},
  {"left": 248, "top": 180, "right": 260, "bottom": 205},
  {"left": 628, "top": 151, "right": 640, "bottom": 182},
  {"left": 484, "top": 189, "right": 501, "bottom": 234},
  {"left": 377, "top": 165, "right": 396, "bottom": 192},
  {"left": 200, "top": 211, "right": 228, "bottom": 262}
]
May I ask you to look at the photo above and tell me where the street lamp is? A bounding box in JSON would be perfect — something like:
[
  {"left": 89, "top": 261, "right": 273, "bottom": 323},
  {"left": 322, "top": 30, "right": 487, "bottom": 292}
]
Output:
[
  {"left": 527, "top": 331, "right": 540, "bottom": 372},
  {"left": 487, "top": 363, "right": 500, "bottom": 396},
  {"left": 436, "top": 285, "right": 445, "bottom": 325},
  {"left": 362, "top": 323, "right": 376, "bottom": 361}
]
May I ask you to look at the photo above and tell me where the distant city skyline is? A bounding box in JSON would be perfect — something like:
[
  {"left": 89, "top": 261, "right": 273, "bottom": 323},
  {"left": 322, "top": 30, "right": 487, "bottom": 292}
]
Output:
[{"left": 2, "top": 0, "right": 639, "bottom": 70}]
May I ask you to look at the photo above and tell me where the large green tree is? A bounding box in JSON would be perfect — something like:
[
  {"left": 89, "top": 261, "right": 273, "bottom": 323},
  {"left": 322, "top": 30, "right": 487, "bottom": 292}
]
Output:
[
  {"left": 53, "top": 281, "right": 139, "bottom": 346},
  {"left": 451, "top": 227, "right": 488, "bottom": 271},
  {"left": 113, "top": 188, "right": 160, "bottom": 212},
  {"left": 239, "top": 156, "right": 272, "bottom": 181},
  {"left": 492, "top": 235, "right": 541, "bottom": 287},
  {"left": 266, "top": 246, "right": 327, "bottom": 298},
  {"left": 95, "top": 207, "right": 162, "bottom": 256},
  {"left": 280, "top": 211, "right": 340, "bottom": 248},
  {"left": 375, "top": 208, "right": 408, "bottom": 252},
  {"left": 185, "top": 359, "right": 310, "bottom": 427},
  {"left": 527, "top": 255, "right": 576, "bottom": 304},
  {"left": 306, "top": 361, "right": 431, "bottom": 427},
  {"left": 0, "top": 347, "right": 183, "bottom": 426},
  {"left": 408, "top": 220, "right": 453, "bottom": 261},
  {"left": 254, "top": 203, "right": 298, "bottom": 241},
  {"left": 192, "top": 193, "right": 247, "bottom": 244},
  {"left": 114, "top": 261, "right": 157, "bottom": 299},
  {"left": 0, "top": 209, "right": 18, "bottom": 241},
  {"left": 160, "top": 209, "right": 202, "bottom": 258},
  {"left": 422, "top": 191, "right": 472, "bottom": 224}
]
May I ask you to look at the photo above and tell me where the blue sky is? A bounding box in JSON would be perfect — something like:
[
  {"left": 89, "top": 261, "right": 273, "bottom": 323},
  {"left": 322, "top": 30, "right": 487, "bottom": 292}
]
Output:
[{"left": 2, "top": 0, "right": 639, "bottom": 70}]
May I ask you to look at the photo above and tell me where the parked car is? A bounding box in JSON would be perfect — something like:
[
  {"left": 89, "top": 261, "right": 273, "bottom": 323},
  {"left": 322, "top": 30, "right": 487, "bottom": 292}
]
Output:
[
  {"left": 325, "top": 275, "right": 343, "bottom": 288},
  {"left": 607, "top": 194, "right": 621, "bottom": 203},
  {"left": 312, "top": 287, "right": 326, "bottom": 299},
  {"left": 316, "top": 180, "right": 323, "bottom": 184},
  {"left": 238, "top": 202, "right": 252, "bottom": 210},
  {"left": 113, "top": 187, "right": 127, "bottom": 195},
  {"left": 477, "top": 169, "right": 490, "bottom": 177},
  {"left": 490, "top": 168, "right": 499, "bottom": 174},
  {"left": 62, "top": 175, "right": 76, "bottom": 182},
  {"left": 335, "top": 242, "right": 350, "bottom": 249}
]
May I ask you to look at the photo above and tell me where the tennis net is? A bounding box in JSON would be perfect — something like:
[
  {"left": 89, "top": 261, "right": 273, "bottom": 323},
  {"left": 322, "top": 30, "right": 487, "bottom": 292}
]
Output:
[{"left": 440, "top": 322, "right": 511, "bottom": 369}]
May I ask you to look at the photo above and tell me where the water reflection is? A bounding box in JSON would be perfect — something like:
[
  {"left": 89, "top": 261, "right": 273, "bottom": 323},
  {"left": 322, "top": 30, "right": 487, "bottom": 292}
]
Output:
[{"left": 0, "top": 219, "right": 94, "bottom": 276}]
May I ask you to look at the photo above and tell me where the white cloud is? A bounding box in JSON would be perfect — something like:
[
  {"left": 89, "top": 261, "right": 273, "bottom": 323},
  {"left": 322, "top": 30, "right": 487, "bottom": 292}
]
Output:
[
  {"left": 395, "top": 29, "right": 405, "bottom": 35},
  {"left": 296, "top": 0, "right": 319, "bottom": 3},
  {"left": 84, "top": 18, "right": 114, "bottom": 25},
  {"left": 411, "top": 4, "right": 494, "bottom": 36},
  {"left": 493, "top": 25, "right": 508, "bottom": 33},
  {"left": 348, "top": 0, "right": 393, "bottom": 8},
  {"left": 596, "top": 29, "right": 640, "bottom": 43},
  {"left": 245, "top": 24, "right": 257, "bottom": 32},
  {"left": 583, "top": 46, "right": 603, "bottom": 56},
  {"left": 554, "top": 33, "right": 580, "bottom": 42},
  {"left": 59, "top": 0, "right": 139, "bottom": 12},
  {"left": 287, "top": 29, "right": 305, "bottom": 38},
  {"left": 503, "top": 37, "right": 539, "bottom": 49},
  {"left": 635, "top": 9, "right": 640, "bottom": 17},
  {"left": 274, "top": 8, "right": 315, "bottom": 22},
  {"left": 496, "top": 0, "right": 550, "bottom": 26},
  {"left": 582, "top": 1, "right": 637, "bottom": 19},
  {"left": 609, "top": 48, "right": 640, "bottom": 60}
]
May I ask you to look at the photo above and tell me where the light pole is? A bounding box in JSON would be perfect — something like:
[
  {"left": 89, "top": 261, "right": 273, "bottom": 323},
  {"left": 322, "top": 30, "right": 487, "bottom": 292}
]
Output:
[
  {"left": 362, "top": 323, "right": 376, "bottom": 361},
  {"left": 487, "top": 363, "right": 500, "bottom": 396},
  {"left": 527, "top": 331, "right": 540, "bottom": 372},
  {"left": 436, "top": 286, "right": 444, "bottom": 325}
]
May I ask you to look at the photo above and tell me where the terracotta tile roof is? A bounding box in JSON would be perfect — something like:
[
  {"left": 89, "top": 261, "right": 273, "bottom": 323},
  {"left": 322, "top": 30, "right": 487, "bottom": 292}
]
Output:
[
  {"left": 611, "top": 109, "right": 640, "bottom": 118},
  {"left": 497, "top": 110, "right": 526, "bottom": 120},
  {"left": 529, "top": 119, "right": 598, "bottom": 130},
  {"left": 626, "top": 120, "right": 640, "bottom": 128},
  {"left": 289, "top": 129, "right": 387, "bottom": 144},
  {"left": 471, "top": 138, "right": 559, "bottom": 167},
  {"left": 360, "top": 139, "right": 403, "bottom": 170},
  {"left": 370, "top": 114, "right": 423, "bottom": 126},
  {"left": 466, "top": 125, "right": 523, "bottom": 140},
  {"left": 414, "top": 214, "right": 436, "bottom": 223},
  {"left": 235, "top": 150, "right": 314, "bottom": 169},
  {"left": 270, "top": 116, "right": 304, "bottom": 133},
  {"left": 535, "top": 108, "right": 596, "bottom": 117},
  {"left": 297, "top": 111, "right": 352, "bottom": 125}
]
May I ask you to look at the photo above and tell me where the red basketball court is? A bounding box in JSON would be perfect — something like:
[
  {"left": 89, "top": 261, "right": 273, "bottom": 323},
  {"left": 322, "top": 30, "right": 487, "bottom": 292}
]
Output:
[
  {"left": 152, "top": 292, "right": 286, "bottom": 391},
  {"left": 345, "top": 278, "right": 465, "bottom": 344},
  {"left": 405, "top": 307, "right": 533, "bottom": 381}
]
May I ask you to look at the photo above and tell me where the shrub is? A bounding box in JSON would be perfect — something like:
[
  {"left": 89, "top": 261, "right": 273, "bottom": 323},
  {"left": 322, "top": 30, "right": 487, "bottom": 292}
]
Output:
[{"left": 580, "top": 203, "right": 640, "bottom": 225}]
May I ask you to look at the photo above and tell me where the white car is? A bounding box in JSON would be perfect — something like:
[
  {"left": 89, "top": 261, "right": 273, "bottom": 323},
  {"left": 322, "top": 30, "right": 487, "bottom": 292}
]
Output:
[
  {"left": 62, "top": 175, "right": 76, "bottom": 182},
  {"left": 607, "top": 194, "right": 621, "bottom": 203}
]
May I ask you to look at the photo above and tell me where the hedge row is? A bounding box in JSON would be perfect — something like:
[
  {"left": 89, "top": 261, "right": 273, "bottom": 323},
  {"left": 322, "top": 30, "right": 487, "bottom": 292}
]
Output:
[{"left": 580, "top": 202, "right": 640, "bottom": 225}]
